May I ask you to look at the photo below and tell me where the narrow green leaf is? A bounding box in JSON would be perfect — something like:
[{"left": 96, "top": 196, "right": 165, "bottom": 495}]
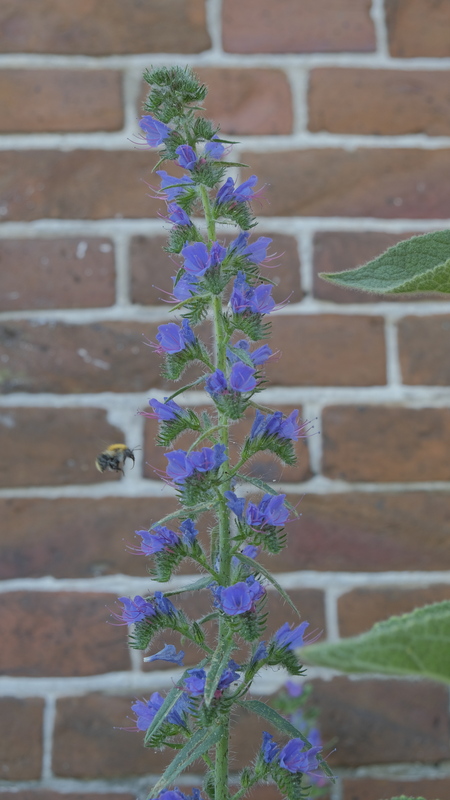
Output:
[
  {"left": 236, "top": 474, "right": 300, "bottom": 516},
  {"left": 302, "top": 601, "right": 450, "bottom": 684},
  {"left": 143, "top": 682, "right": 184, "bottom": 746},
  {"left": 204, "top": 637, "right": 234, "bottom": 707},
  {"left": 234, "top": 553, "right": 300, "bottom": 617},
  {"left": 149, "top": 503, "right": 215, "bottom": 530},
  {"left": 165, "top": 576, "right": 212, "bottom": 597},
  {"left": 166, "top": 375, "right": 206, "bottom": 402},
  {"left": 148, "top": 725, "right": 223, "bottom": 797},
  {"left": 239, "top": 699, "right": 334, "bottom": 780},
  {"left": 319, "top": 229, "right": 450, "bottom": 295}
]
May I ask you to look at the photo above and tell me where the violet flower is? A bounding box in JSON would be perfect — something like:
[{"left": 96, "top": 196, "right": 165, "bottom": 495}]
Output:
[
  {"left": 157, "top": 170, "right": 194, "bottom": 201},
  {"left": 273, "top": 621, "right": 310, "bottom": 650},
  {"left": 114, "top": 595, "right": 156, "bottom": 624},
  {"left": 134, "top": 526, "right": 179, "bottom": 556},
  {"left": 155, "top": 319, "right": 195, "bottom": 354},
  {"left": 148, "top": 397, "right": 187, "bottom": 422},
  {"left": 139, "top": 115, "right": 171, "bottom": 147},
  {"left": 144, "top": 644, "right": 185, "bottom": 666},
  {"left": 167, "top": 203, "right": 192, "bottom": 226},
  {"left": 172, "top": 274, "right": 199, "bottom": 301},
  {"left": 176, "top": 144, "right": 197, "bottom": 170},
  {"left": 229, "top": 362, "right": 257, "bottom": 392},
  {"left": 213, "top": 578, "right": 265, "bottom": 616},
  {"left": 278, "top": 739, "right": 322, "bottom": 775}
]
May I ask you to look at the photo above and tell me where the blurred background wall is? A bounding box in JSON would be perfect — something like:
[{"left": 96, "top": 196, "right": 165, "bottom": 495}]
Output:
[{"left": 1, "top": 1, "right": 450, "bottom": 799}]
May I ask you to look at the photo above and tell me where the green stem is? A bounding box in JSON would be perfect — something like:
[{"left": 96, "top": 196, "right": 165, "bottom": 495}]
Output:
[
  {"left": 229, "top": 774, "right": 260, "bottom": 800},
  {"left": 187, "top": 424, "right": 221, "bottom": 452}
]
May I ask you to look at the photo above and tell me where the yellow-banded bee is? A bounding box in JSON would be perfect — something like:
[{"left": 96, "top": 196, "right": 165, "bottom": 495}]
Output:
[{"left": 95, "top": 443, "right": 136, "bottom": 474}]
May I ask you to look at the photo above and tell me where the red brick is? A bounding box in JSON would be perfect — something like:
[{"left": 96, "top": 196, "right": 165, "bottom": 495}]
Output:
[
  {"left": 0, "top": 320, "right": 172, "bottom": 393},
  {"left": 0, "top": 497, "right": 178, "bottom": 579},
  {"left": 310, "top": 677, "right": 450, "bottom": 766},
  {"left": 143, "top": 404, "right": 311, "bottom": 483},
  {"left": 130, "top": 233, "right": 302, "bottom": 306},
  {"left": 338, "top": 585, "right": 450, "bottom": 637},
  {"left": 312, "top": 230, "right": 444, "bottom": 303},
  {"left": 322, "top": 406, "right": 450, "bottom": 482},
  {"left": 270, "top": 492, "right": 450, "bottom": 572},
  {"left": 342, "top": 777, "right": 450, "bottom": 800},
  {"left": 241, "top": 148, "right": 450, "bottom": 218},
  {"left": 0, "top": 407, "right": 127, "bottom": 487},
  {"left": 53, "top": 694, "right": 175, "bottom": 777},
  {"left": 197, "top": 68, "right": 292, "bottom": 135},
  {"left": 399, "top": 315, "right": 450, "bottom": 385},
  {"left": 386, "top": 0, "right": 450, "bottom": 57},
  {"left": 0, "top": 697, "right": 43, "bottom": 780},
  {"left": 222, "top": 0, "right": 375, "bottom": 53},
  {"left": 0, "top": 238, "right": 115, "bottom": 311},
  {"left": 0, "top": 150, "right": 166, "bottom": 220},
  {"left": 267, "top": 315, "right": 386, "bottom": 386},
  {"left": 309, "top": 68, "right": 450, "bottom": 136},
  {"left": 0, "top": 0, "right": 210, "bottom": 54},
  {"left": 0, "top": 70, "right": 123, "bottom": 132},
  {"left": 0, "top": 592, "right": 129, "bottom": 677}
]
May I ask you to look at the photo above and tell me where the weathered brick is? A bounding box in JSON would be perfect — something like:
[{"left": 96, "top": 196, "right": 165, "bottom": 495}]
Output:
[
  {"left": 338, "top": 585, "right": 450, "bottom": 637},
  {"left": 267, "top": 315, "right": 386, "bottom": 386},
  {"left": 0, "top": 697, "right": 43, "bottom": 780},
  {"left": 0, "top": 238, "right": 115, "bottom": 311},
  {"left": 0, "top": 592, "right": 129, "bottom": 677},
  {"left": 0, "top": 70, "right": 123, "bottom": 132},
  {"left": 241, "top": 149, "right": 450, "bottom": 218},
  {"left": 195, "top": 68, "right": 292, "bottom": 135},
  {"left": 342, "top": 777, "right": 450, "bottom": 800},
  {"left": 312, "top": 231, "right": 441, "bottom": 303},
  {"left": 386, "top": 0, "right": 450, "bottom": 57},
  {"left": 0, "top": 320, "right": 170, "bottom": 394},
  {"left": 309, "top": 68, "right": 450, "bottom": 136},
  {"left": 143, "top": 404, "right": 311, "bottom": 483},
  {"left": 310, "top": 677, "right": 450, "bottom": 766},
  {"left": 399, "top": 315, "right": 450, "bottom": 385},
  {"left": 53, "top": 694, "right": 174, "bottom": 777},
  {"left": 0, "top": 0, "right": 210, "bottom": 54},
  {"left": 0, "top": 497, "right": 179, "bottom": 579},
  {"left": 130, "top": 233, "right": 302, "bottom": 306},
  {"left": 322, "top": 406, "right": 450, "bottom": 482},
  {"left": 0, "top": 407, "right": 126, "bottom": 487},
  {"left": 222, "top": 0, "right": 375, "bottom": 53},
  {"left": 269, "top": 492, "right": 450, "bottom": 572},
  {"left": 0, "top": 150, "right": 166, "bottom": 220}
]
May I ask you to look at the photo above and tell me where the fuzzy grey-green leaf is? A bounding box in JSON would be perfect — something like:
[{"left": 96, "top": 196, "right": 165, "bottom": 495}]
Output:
[
  {"left": 302, "top": 601, "right": 450, "bottom": 684},
  {"left": 320, "top": 229, "right": 450, "bottom": 295}
]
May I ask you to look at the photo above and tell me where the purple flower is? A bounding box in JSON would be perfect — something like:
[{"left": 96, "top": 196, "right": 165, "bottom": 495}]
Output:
[
  {"left": 217, "top": 176, "right": 258, "bottom": 205},
  {"left": 230, "top": 272, "right": 252, "bottom": 314},
  {"left": 245, "top": 494, "right": 289, "bottom": 529},
  {"left": 205, "top": 136, "right": 225, "bottom": 159},
  {"left": 179, "top": 518, "right": 198, "bottom": 546},
  {"left": 134, "top": 526, "right": 179, "bottom": 555},
  {"left": 148, "top": 397, "right": 187, "bottom": 422},
  {"left": 214, "top": 579, "right": 265, "bottom": 616},
  {"left": 249, "top": 410, "right": 267, "bottom": 440},
  {"left": 278, "top": 739, "right": 322, "bottom": 775},
  {"left": 132, "top": 691, "right": 189, "bottom": 731},
  {"left": 229, "top": 362, "right": 257, "bottom": 392},
  {"left": 242, "top": 544, "right": 259, "bottom": 559},
  {"left": 115, "top": 595, "right": 156, "bottom": 624},
  {"left": 246, "top": 575, "right": 265, "bottom": 603},
  {"left": 216, "top": 177, "right": 235, "bottom": 205},
  {"left": 262, "top": 731, "right": 279, "bottom": 763},
  {"left": 217, "top": 659, "right": 241, "bottom": 690},
  {"left": 154, "top": 591, "right": 177, "bottom": 617},
  {"left": 167, "top": 203, "right": 191, "bottom": 226},
  {"left": 144, "top": 644, "right": 185, "bottom": 666},
  {"left": 189, "top": 443, "right": 227, "bottom": 473},
  {"left": 227, "top": 340, "right": 272, "bottom": 367},
  {"left": 165, "top": 450, "right": 195, "bottom": 483},
  {"left": 244, "top": 237, "right": 272, "bottom": 263},
  {"left": 274, "top": 622, "right": 310, "bottom": 651},
  {"left": 176, "top": 144, "right": 197, "bottom": 170},
  {"left": 224, "top": 490, "right": 246, "bottom": 519},
  {"left": 172, "top": 274, "right": 199, "bottom": 301},
  {"left": 250, "top": 344, "right": 273, "bottom": 365},
  {"left": 205, "top": 368, "right": 228, "bottom": 397},
  {"left": 230, "top": 272, "right": 274, "bottom": 316},
  {"left": 183, "top": 668, "right": 206, "bottom": 696},
  {"left": 285, "top": 680, "right": 303, "bottom": 698},
  {"left": 182, "top": 242, "right": 210, "bottom": 277},
  {"left": 156, "top": 320, "right": 195, "bottom": 354},
  {"left": 250, "top": 409, "right": 310, "bottom": 442},
  {"left": 157, "top": 170, "right": 194, "bottom": 201},
  {"left": 150, "top": 792, "right": 203, "bottom": 800},
  {"left": 251, "top": 641, "right": 268, "bottom": 666},
  {"left": 139, "top": 115, "right": 171, "bottom": 147},
  {"left": 248, "top": 284, "right": 275, "bottom": 314}
]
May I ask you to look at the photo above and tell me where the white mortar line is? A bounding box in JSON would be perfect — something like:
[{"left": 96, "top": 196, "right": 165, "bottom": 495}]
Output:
[
  {"left": 206, "top": 0, "right": 224, "bottom": 54},
  {"left": 324, "top": 585, "right": 340, "bottom": 643},
  {"left": 371, "top": 0, "right": 389, "bottom": 58},
  {"left": 113, "top": 229, "right": 132, "bottom": 305},
  {"left": 41, "top": 695, "right": 56, "bottom": 780},
  {"left": 285, "top": 65, "right": 309, "bottom": 135},
  {"left": 384, "top": 317, "right": 402, "bottom": 388},
  {"left": 302, "top": 402, "right": 322, "bottom": 476},
  {"left": 297, "top": 228, "right": 314, "bottom": 296}
]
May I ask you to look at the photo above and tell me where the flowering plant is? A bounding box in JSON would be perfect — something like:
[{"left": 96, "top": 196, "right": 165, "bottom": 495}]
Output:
[{"left": 111, "top": 66, "right": 334, "bottom": 800}]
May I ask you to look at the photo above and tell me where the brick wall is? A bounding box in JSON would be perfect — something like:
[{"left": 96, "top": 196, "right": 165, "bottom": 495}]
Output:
[{"left": 1, "top": 2, "right": 450, "bottom": 799}]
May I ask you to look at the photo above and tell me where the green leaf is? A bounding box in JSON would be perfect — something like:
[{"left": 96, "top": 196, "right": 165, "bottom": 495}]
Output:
[
  {"left": 143, "top": 682, "right": 184, "bottom": 746},
  {"left": 204, "top": 637, "right": 234, "bottom": 707},
  {"left": 234, "top": 553, "right": 300, "bottom": 618},
  {"left": 148, "top": 725, "right": 223, "bottom": 797},
  {"left": 302, "top": 601, "right": 450, "bottom": 684},
  {"left": 236, "top": 474, "right": 300, "bottom": 516},
  {"left": 240, "top": 700, "right": 334, "bottom": 780},
  {"left": 320, "top": 229, "right": 450, "bottom": 295},
  {"left": 165, "top": 576, "right": 212, "bottom": 597}
]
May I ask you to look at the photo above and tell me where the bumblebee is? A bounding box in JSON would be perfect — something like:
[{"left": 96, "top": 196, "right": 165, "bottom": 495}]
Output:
[{"left": 95, "top": 443, "right": 135, "bottom": 474}]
